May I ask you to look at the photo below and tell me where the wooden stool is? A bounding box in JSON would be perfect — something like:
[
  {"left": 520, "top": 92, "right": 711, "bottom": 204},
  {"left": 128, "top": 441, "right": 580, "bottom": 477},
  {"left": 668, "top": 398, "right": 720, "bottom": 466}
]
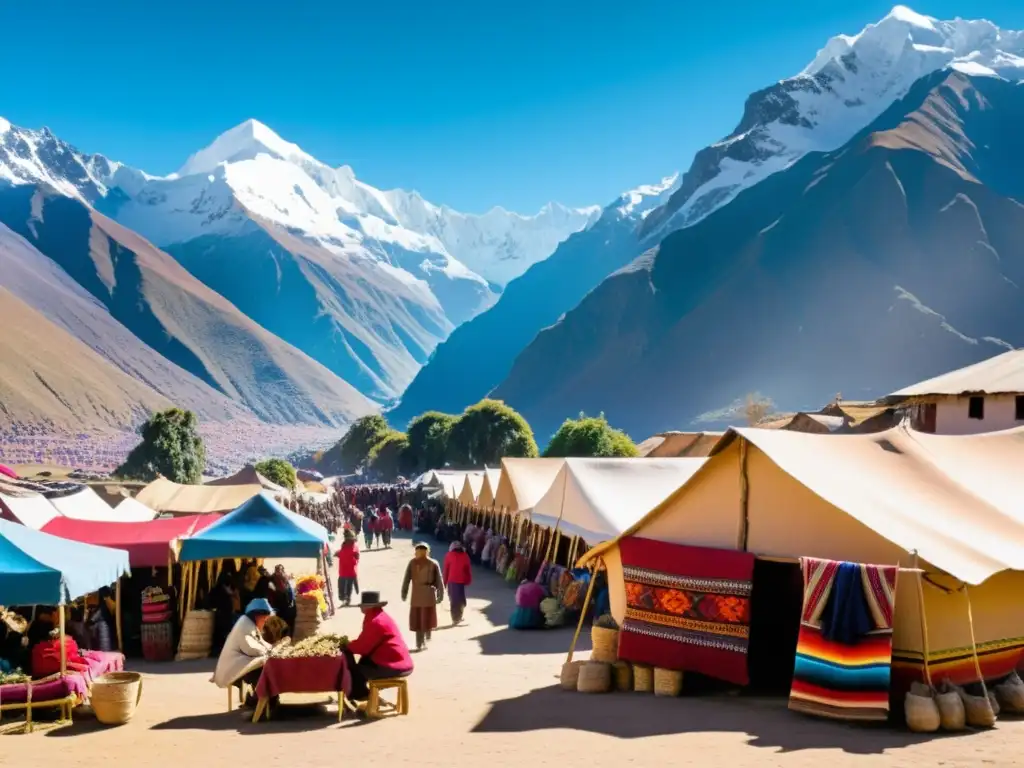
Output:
[
  {"left": 366, "top": 678, "right": 409, "bottom": 719},
  {"left": 227, "top": 681, "right": 254, "bottom": 712}
]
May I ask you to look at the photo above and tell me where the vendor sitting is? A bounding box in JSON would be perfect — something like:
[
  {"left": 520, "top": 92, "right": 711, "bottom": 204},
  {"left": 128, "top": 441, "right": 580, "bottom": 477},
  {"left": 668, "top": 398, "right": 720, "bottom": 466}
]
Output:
[
  {"left": 344, "top": 591, "right": 413, "bottom": 700},
  {"left": 212, "top": 598, "right": 274, "bottom": 707}
]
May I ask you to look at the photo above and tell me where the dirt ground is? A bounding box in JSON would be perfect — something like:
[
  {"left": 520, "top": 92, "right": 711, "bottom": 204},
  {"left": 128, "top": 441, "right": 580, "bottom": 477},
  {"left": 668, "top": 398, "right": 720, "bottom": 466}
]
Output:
[{"left": 4, "top": 533, "right": 1022, "bottom": 767}]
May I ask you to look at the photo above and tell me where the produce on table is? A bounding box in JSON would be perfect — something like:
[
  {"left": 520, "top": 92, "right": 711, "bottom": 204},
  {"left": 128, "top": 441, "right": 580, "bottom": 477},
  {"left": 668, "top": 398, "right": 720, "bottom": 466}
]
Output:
[
  {"left": 295, "top": 574, "right": 328, "bottom": 615},
  {"left": 270, "top": 633, "right": 349, "bottom": 659},
  {"left": 0, "top": 667, "right": 30, "bottom": 685}
]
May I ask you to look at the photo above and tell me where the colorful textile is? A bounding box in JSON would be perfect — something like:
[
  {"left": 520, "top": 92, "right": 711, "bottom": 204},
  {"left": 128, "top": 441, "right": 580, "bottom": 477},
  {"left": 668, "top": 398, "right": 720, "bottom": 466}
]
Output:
[
  {"left": 617, "top": 537, "right": 755, "bottom": 686},
  {"left": 789, "top": 558, "right": 898, "bottom": 721}
]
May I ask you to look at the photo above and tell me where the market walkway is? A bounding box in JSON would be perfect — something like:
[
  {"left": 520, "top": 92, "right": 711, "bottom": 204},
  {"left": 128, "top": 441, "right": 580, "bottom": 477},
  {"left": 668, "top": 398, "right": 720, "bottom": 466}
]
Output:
[{"left": 5, "top": 532, "right": 1021, "bottom": 767}]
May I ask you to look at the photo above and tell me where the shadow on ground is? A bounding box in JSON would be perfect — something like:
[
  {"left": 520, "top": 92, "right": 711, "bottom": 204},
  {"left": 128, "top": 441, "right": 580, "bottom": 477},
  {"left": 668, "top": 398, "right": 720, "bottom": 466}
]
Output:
[{"left": 472, "top": 684, "right": 978, "bottom": 754}]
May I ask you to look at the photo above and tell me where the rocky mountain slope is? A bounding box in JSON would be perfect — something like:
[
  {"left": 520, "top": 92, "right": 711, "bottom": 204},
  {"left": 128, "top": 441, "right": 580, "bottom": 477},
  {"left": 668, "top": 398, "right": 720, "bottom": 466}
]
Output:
[
  {"left": 388, "top": 174, "right": 678, "bottom": 426},
  {"left": 493, "top": 71, "right": 1024, "bottom": 439},
  {"left": 0, "top": 183, "right": 375, "bottom": 426}
]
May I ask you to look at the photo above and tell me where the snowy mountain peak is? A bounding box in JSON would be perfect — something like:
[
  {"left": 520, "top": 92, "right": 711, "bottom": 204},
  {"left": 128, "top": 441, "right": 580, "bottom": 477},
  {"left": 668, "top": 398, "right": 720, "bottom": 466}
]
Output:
[{"left": 177, "top": 118, "right": 316, "bottom": 177}]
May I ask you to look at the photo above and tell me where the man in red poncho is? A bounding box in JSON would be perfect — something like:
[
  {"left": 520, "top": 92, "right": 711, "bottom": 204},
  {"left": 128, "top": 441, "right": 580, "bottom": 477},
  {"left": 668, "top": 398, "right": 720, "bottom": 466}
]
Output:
[{"left": 377, "top": 509, "right": 394, "bottom": 549}]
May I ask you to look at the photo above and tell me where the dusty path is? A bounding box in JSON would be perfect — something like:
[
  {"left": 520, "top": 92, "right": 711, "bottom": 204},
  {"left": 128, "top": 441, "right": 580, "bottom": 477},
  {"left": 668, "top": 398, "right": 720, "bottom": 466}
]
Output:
[{"left": 5, "top": 532, "right": 1022, "bottom": 766}]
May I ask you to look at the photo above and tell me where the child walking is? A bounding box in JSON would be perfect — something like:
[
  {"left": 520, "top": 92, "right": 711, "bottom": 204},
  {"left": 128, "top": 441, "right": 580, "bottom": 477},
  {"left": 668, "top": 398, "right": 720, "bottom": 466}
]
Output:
[
  {"left": 443, "top": 541, "right": 472, "bottom": 625},
  {"left": 336, "top": 529, "right": 360, "bottom": 606}
]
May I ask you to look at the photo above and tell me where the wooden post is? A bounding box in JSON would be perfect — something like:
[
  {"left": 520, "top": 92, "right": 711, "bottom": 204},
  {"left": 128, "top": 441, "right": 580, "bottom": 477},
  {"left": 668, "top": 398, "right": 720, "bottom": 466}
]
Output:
[
  {"left": 912, "top": 551, "right": 932, "bottom": 687},
  {"left": 566, "top": 558, "right": 601, "bottom": 664},
  {"left": 59, "top": 605, "right": 67, "bottom": 675},
  {"left": 737, "top": 439, "right": 750, "bottom": 551},
  {"left": 115, "top": 579, "right": 124, "bottom": 653}
]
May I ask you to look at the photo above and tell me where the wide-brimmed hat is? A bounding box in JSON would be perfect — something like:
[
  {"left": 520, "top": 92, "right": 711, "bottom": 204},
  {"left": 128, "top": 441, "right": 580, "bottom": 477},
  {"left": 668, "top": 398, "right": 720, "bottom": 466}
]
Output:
[
  {"left": 358, "top": 591, "right": 388, "bottom": 608},
  {"left": 244, "top": 598, "right": 275, "bottom": 616}
]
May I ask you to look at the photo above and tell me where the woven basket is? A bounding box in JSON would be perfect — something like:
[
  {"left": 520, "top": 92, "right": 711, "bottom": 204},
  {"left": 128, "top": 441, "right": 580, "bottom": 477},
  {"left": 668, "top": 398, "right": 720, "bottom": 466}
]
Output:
[
  {"left": 577, "top": 662, "right": 612, "bottom": 693},
  {"left": 591, "top": 625, "right": 619, "bottom": 663},
  {"left": 654, "top": 667, "right": 684, "bottom": 697},
  {"left": 613, "top": 661, "right": 633, "bottom": 692},
  {"left": 141, "top": 622, "right": 174, "bottom": 662},
  {"left": 633, "top": 664, "right": 654, "bottom": 693},
  {"left": 176, "top": 609, "right": 214, "bottom": 660},
  {"left": 560, "top": 660, "right": 586, "bottom": 691},
  {"left": 91, "top": 671, "right": 143, "bottom": 726}
]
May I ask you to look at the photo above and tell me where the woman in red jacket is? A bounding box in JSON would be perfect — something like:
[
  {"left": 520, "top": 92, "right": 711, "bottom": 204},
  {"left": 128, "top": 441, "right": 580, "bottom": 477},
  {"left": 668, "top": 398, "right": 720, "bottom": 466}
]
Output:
[
  {"left": 335, "top": 529, "right": 360, "bottom": 606},
  {"left": 442, "top": 541, "right": 473, "bottom": 625}
]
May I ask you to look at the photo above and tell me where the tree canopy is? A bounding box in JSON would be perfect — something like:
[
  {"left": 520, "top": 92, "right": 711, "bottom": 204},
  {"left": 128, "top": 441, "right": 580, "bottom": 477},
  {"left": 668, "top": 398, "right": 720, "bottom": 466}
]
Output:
[
  {"left": 367, "top": 430, "right": 414, "bottom": 480},
  {"left": 405, "top": 411, "right": 457, "bottom": 473},
  {"left": 447, "top": 399, "right": 538, "bottom": 468},
  {"left": 115, "top": 408, "right": 206, "bottom": 483},
  {"left": 320, "top": 414, "right": 390, "bottom": 474},
  {"left": 543, "top": 413, "right": 639, "bottom": 458},
  {"left": 254, "top": 458, "right": 297, "bottom": 489}
]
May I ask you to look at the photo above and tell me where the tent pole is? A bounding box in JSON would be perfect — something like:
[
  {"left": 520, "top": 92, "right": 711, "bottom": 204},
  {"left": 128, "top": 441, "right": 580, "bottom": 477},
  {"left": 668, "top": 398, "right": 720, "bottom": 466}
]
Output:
[
  {"left": 59, "top": 606, "right": 67, "bottom": 675},
  {"left": 167, "top": 551, "right": 173, "bottom": 587},
  {"left": 912, "top": 551, "right": 932, "bottom": 687},
  {"left": 115, "top": 579, "right": 124, "bottom": 653},
  {"left": 737, "top": 439, "right": 750, "bottom": 551},
  {"left": 566, "top": 558, "right": 601, "bottom": 664},
  {"left": 963, "top": 584, "right": 988, "bottom": 698}
]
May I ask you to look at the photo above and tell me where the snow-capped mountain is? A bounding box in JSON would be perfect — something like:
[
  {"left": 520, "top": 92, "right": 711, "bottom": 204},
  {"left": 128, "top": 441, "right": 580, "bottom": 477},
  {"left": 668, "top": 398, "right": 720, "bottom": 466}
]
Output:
[{"left": 642, "top": 5, "right": 1024, "bottom": 237}]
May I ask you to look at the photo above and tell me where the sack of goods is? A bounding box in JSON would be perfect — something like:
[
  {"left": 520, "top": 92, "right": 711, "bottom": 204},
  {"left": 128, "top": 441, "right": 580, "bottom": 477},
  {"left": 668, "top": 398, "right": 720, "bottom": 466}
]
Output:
[
  {"left": 903, "top": 682, "right": 941, "bottom": 733},
  {"left": 293, "top": 594, "right": 323, "bottom": 643}
]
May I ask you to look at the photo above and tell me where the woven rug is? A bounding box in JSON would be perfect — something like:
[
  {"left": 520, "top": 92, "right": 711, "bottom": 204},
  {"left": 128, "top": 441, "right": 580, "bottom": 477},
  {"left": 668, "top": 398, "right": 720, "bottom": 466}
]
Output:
[
  {"left": 617, "top": 537, "right": 755, "bottom": 686},
  {"left": 789, "top": 557, "right": 898, "bottom": 721}
]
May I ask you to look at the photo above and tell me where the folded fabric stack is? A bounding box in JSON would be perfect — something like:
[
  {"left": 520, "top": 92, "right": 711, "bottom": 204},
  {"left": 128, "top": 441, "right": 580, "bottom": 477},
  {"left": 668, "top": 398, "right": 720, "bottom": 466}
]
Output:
[
  {"left": 141, "top": 587, "right": 172, "bottom": 624},
  {"left": 141, "top": 586, "right": 174, "bottom": 661}
]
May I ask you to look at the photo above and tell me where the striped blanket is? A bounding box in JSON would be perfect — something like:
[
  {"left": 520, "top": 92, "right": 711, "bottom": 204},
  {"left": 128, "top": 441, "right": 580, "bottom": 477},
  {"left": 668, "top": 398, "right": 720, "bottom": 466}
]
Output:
[{"left": 789, "top": 558, "right": 898, "bottom": 721}]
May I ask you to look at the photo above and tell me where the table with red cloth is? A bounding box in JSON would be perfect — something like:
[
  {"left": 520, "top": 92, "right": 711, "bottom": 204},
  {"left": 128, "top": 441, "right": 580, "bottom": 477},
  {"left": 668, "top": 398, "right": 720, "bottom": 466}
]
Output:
[{"left": 252, "top": 655, "right": 351, "bottom": 723}]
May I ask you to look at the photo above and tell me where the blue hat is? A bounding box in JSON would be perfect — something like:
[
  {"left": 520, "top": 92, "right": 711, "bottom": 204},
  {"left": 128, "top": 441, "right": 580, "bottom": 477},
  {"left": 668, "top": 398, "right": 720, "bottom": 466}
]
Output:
[{"left": 245, "top": 598, "right": 274, "bottom": 616}]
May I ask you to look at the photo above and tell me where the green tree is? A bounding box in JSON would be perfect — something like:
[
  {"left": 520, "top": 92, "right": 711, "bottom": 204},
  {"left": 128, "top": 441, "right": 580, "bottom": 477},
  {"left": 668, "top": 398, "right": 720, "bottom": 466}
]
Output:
[
  {"left": 367, "top": 430, "right": 413, "bottom": 480},
  {"left": 447, "top": 399, "right": 538, "bottom": 467},
  {"left": 405, "top": 411, "right": 457, "bottom": 472},
  {"left": 543, "top": 413, "right": 639, "bottom": 458},
  {"left": 318, "top": 414, "right": 390, "bottom": 473},
  {"left": 115, "top": 408, "right": 206, "bottom": 483},
  {"left": 254, "top": 458, "right": 297, "bottom": 489}
]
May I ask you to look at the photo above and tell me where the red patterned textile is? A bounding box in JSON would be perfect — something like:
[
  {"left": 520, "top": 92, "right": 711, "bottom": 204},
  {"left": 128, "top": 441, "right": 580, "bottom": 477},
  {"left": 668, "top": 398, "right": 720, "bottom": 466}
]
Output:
[{"left": 617, "top": 537, "right": 755, "bottom": 685}]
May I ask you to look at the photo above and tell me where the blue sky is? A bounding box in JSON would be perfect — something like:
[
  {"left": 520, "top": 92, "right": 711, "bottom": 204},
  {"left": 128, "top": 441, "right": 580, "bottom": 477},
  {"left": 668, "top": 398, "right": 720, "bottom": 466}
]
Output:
[{"left": 1, "top": 1, "right": 1021, "bottom": 213}]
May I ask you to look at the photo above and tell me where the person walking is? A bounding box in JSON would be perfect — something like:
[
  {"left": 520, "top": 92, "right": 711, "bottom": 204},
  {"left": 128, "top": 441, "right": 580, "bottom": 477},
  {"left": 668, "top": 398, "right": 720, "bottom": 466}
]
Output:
[
  {"left": 442, "top": 541, "right": 472, "bottom": 625},
  {"left": 401, "top": 542, "right": 444, "bottom": 651},
  {"left": 336, "top": 529, "right": 360, "bottom": 606},
  {"left": 363, "top": 510, "right": 376, "bottom": 550},
  {"left": 378, "top": 508, "right": 394, "bottom": 549}
]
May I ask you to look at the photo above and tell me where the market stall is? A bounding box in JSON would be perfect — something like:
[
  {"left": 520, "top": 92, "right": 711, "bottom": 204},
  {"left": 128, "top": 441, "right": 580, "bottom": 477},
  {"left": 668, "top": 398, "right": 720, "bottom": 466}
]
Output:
[
  {"left": 0, "top": 518, "right": 132, "bottom": 731},
  {"left": 41, "top": 515, "right": 220, "bottom": 568}
]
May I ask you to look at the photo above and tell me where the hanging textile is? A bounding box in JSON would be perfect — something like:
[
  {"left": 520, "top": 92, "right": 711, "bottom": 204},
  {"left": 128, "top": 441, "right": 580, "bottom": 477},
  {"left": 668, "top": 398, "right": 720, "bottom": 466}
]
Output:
[
  {"left": 789, "top": 557, "right": 898, "bottom": 722},
  {"left": 617, "top": 537, "right": 755, "bottom": 686}
]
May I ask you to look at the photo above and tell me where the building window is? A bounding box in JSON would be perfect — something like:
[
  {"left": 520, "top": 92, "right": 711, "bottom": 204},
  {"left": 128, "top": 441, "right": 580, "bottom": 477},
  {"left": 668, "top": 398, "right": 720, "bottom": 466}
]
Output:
[
  {"left": 1016, "top": 395, "right": 1024, "bottom": 421},
  {"left": 968, "top": 396, "right": 985, "bottom": 420}
]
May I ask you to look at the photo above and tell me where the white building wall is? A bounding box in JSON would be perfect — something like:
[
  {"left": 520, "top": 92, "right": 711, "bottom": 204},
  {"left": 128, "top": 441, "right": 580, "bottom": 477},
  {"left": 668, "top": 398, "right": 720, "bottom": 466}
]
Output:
[{"left": 934, "top": 394, "right": 1023, "bottom": 435}]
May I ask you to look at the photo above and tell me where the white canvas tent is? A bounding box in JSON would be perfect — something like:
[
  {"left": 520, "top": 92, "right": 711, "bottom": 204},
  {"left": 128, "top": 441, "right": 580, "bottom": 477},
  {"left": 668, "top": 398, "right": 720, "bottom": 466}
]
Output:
[
  {"left": 493, "top": 458, "right": 564, "bottom": 512},
  {"left": 51, "top": 487, "right": 154, "bottom": 523},
  {"left": 522, "top": 458, "right": 707, "bottom": 544},
  {"left": 113, "top": 496, "right": 160, "bottom": 521},
  {"left": 0, "top": 490, "right": 60, "bottom": 529},
  {"left": 458, "top": 472, "right": 485, "bottom": 505},
  {"left": 478, "top": 468, "right": 502, "bottom": 508}
]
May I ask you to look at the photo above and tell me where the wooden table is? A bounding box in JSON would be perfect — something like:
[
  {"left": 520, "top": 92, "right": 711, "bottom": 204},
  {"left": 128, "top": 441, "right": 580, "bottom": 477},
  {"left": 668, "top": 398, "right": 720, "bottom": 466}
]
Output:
[{"left": 252, "top": 655, "right": 351, "bottom": 723}]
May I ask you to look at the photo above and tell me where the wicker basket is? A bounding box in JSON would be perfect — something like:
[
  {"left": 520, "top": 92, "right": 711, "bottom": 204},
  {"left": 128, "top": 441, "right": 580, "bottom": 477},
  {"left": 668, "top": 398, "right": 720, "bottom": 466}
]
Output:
[
  {"left": 293, "top": 596, "right": 323, "bottom": 642},
  {"left": 560, "top": 660, "right": 586, "bottom": 691},
  {"left": 577, "top": 662, "right": 612, "bottom": 693},
  {"left": 91, "top": 671, "right": 143, "bottom": 726},
  {"left": 176, "top": 609, "right": 214, "bottom": 661},
  {"left": 633, "top": 663, "right": 654, "bottom": 693},
  {"left": 591, "top": 625, "right": 619, "bottom": 663},
  {"left": 613, "top": 661, "right": 633, "bottom": 692},
  {"left": 141, "top": 621, "right": 174, "bottom": 662},
  {"left": 654, "top": 667, "right": 684, "bottom": 697}
]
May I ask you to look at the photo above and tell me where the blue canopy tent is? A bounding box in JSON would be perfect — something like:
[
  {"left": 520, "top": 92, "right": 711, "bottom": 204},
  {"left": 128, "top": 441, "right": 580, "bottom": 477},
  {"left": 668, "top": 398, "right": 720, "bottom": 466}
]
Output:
[
  {"left": 177, "top": 493, "right": 329, "bottom": 562},
  {"left": 0, "top": 518, "right": 131, "bottom": 606}
]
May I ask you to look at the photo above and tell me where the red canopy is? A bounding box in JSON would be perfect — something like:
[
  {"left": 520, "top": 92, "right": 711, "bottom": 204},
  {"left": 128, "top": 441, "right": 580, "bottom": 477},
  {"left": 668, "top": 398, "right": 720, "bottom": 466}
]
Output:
[
  {"left": 41, "top": 514, "right": 221, "bottom": 567},
  {"left": 0, "top": 463, "right": 16, "bottom": 479}
]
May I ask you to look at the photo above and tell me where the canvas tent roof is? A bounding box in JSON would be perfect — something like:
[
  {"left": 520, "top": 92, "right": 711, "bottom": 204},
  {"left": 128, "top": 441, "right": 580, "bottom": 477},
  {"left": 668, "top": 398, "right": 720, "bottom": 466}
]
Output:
[
  {"left": 136, "top": 477, "right": 262, "bottom": 515},
  {"left": 457, "top": 472, "right": 485, "bottom": 505},
  {"left": 178, "top": 493, "right": 328, "bottom": 561},
  {"left": 523, "top": 458, "right": 707, "bottom": 544},
  {"left": 206, "top": 464, "right": 287, "bottom": 493},
  {"left": 0, "top": 489, "right": 60, "bottom": 529},
  {"left": 493, "top": 458, "right": 564, "bottom": 512},
  {"left": 0, "top": 517, "right": 130, "bottom": 605},
  {"left": 636, "top": 432, "right": 724, "bottom": 458},
  {"left": 477, "top": 468, "right": 502, "bottom": 508},
  {"left": 41, "top": 514, "right": 220, "bottom": 568},
  {"left": 583, "top": 425, "right": 1024, "bottom": 585},
  {"left": 50, "top": 486, "right": 155, "bottom": 522},
  {"left": 884, "top": 349, "right": 1024, "bottom": 401},
  {"left": 114, "top": 496, "right": 159, "bottom": 520}
]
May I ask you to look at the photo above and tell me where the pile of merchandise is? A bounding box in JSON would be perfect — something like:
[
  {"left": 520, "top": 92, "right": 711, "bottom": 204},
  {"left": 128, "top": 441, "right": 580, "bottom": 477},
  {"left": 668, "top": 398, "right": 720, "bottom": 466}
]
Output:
[{"left": 270, "top": 633, "right": 349, "bottom": 659}]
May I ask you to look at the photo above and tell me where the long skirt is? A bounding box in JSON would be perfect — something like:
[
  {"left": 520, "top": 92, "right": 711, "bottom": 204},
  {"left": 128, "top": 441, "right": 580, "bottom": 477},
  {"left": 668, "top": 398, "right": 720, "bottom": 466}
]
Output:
[
  {"left": 448, "top": 582, "right": 467, "bottom": 611},
  {"left": 409, "top": 606, "right": 438, "bottom": 633}
]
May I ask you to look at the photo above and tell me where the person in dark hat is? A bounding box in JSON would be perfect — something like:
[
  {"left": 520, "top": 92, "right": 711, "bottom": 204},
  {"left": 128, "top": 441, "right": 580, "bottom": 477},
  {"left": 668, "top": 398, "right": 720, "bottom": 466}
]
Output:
[
  {"left": 401, "top": 542, "right": 444, "bottom": 650},
  {"left": 335, "top": 528, "right": 361, "bottom": 606},
  {"left": 344, "top": 591, "right": 413, "bottom": 700}
]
